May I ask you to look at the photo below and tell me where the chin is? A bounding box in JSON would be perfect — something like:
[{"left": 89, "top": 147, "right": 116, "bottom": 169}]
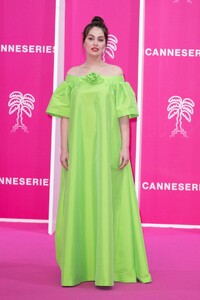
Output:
[{"left": 90, "top": 51, "right": 102, "bottom": 56}]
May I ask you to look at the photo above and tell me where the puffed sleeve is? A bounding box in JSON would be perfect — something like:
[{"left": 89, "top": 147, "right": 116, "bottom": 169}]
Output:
[
  {"left": 46, "top": 79, "right": 73, "bottom": 118},
  {"left": 115, "top": 80, "right": 139, "bottom": 119}
]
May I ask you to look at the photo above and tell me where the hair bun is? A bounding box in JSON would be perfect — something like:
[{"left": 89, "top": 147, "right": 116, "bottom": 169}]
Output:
[
  {"left": 82, "top": 16, "right": 108, "bottom": 45},
  {"left": 91, "top": 16, "right": 104, "bottom": 25}
]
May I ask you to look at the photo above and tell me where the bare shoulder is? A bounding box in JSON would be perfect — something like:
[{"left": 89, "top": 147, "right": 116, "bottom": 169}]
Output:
[
  {"left": 66, "top": 65, "right": 83, "bottom": 76},
  {"left": 104, "top": 64, "right": 123, "bottom": 76}
]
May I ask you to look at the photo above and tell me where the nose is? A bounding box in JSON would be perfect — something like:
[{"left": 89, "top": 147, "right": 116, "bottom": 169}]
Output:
[{"left": 93, "top": 39, "right": 98, "bottom": 46}]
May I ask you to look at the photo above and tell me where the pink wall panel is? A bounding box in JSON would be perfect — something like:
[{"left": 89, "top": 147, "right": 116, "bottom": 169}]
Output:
[
  {"left": 140, "top": 0, "right": 200, "bottom": 225},
  {"left": 64, "top": 0, "right": 140, "bottom": 168}
]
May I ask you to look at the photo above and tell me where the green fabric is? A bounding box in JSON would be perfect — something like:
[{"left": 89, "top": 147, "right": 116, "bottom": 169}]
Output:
[{"left": 46, "top": 73, "right": 152, "bottom": 286}]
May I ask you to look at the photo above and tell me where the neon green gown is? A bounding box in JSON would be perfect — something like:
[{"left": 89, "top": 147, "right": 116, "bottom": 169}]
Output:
[{"left": 46, "top": 72, "right": 152, "bottom": 286}]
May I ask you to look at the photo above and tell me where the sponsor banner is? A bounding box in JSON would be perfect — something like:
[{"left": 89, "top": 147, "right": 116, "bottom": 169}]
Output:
[
  {"left": 64, "top": 0, "right": 140, "bottom": 166},
  {"left": 140, "top": 0, "right": 200, "bottom": 225},
  {"left": 0, "top": 44, "right": 54, "bottom": 54},
  {"left": 0, "top": 0, "right": 55, "bottom": 219}
]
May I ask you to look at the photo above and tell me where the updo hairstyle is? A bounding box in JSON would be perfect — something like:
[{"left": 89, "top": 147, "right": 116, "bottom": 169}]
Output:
[{"left": 82, "top": 16, "right": 108, "bottom": 45}]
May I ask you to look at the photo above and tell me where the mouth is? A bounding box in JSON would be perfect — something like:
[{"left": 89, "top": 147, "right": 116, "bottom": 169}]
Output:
[{"left": 91, "top": 47, "right": 99, "bottom": 52}]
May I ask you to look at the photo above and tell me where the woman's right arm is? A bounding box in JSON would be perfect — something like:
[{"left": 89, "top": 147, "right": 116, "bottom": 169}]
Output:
[{"left": 60, "top": 117, "right": 70, "bottom": 170}]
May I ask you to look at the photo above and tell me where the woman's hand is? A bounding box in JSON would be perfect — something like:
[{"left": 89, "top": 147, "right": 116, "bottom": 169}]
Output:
[
  {"left": 118, "top": 116, "right": 130, "bottom": 170},
  {"left": 60, "top": 150, "right": 69, "bottom": 170},
  {"left": 119, "top": 147, "right": 130, "bottom": 170}
]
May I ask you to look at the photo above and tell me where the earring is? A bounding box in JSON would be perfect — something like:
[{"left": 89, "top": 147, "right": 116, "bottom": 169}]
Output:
[{"left": 102, "top": 48, "right": 106, "bottom": 62}]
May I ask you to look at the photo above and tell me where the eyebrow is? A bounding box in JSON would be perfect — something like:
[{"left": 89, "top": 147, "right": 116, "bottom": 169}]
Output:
[{"left": 87, "top": 34, "right": 105, "bottom": 38}]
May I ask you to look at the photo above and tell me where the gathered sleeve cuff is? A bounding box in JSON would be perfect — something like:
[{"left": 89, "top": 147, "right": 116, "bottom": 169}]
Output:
[
  {"left": 46, "top": 80, "right": 73, "bottom": 118},
  {"left": 115, "top": 81, "right": 139, "bottom": 119}
]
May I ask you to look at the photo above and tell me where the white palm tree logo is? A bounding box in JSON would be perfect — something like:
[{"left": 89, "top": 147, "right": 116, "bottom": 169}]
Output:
[
  {"left": 8, "top": 91, "right": 35, "bottom": 133},
  {"left": 103, "top": 34, "right": 118, "bottom": 61},
  {"left": 167, "top": 95, "right": 194, "bottom": 137}
]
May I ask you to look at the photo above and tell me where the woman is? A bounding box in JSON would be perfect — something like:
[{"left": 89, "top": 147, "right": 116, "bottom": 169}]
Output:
[{"left": 46, "top": 16, "right": 152, "bottom": 287}]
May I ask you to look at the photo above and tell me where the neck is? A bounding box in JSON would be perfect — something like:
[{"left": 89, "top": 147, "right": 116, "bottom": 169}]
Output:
[{"left": 84, "top": 55, "right": 104, "bottom": 68}]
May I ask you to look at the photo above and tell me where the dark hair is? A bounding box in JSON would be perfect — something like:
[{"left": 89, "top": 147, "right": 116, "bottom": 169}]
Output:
[{"left": 82, "top": 16, "right": 108, "bottom": 45}]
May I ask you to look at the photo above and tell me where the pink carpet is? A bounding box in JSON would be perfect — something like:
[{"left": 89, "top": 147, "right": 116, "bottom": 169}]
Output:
[{"left": 1, "top": 222, "right": 200, "bottom": 300}]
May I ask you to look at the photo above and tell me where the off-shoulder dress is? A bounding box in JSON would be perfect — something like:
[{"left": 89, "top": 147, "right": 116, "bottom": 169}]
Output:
[{"left": 46, "top": 72, "right": 152, "bottom": 286}]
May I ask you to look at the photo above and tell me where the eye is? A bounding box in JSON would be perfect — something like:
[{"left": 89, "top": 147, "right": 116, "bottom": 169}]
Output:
[
  {"left": 88, "top": 37, "right": 93, "bottom": 40},
  {"left": 99, "top": 39, "right": 104, "bottom": 42}
]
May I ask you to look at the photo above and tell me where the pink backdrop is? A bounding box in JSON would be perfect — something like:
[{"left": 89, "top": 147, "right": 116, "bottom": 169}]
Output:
[
  {"left": 64, "top": 0, "right": 140, "bottom": 168},
  {"left": 0, "top": 0, "right": 55, "bottom": 219},
  {"left": 140, "top": 0, "right": 200, "bottom": 225},
  {"left": 2, "top": 0, "right": 198, "bottom": 225}
]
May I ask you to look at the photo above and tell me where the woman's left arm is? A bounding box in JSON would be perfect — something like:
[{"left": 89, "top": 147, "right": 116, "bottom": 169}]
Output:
[{"left": 118, "top": 116, "right": 130, "bottom": 170}]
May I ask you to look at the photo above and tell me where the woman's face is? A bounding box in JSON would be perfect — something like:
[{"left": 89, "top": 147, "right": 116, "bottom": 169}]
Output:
[{"left": 84, "top": 27, "right": 106, "bottom": 57}]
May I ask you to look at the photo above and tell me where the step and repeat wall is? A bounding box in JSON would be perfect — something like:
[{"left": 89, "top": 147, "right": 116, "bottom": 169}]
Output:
[
  {"left": 0, "top": 0, "right": 55, "bottom": 220},
  {"left": 0, "top": 0, "right": 199, "bottom": 226},
  {"left": 140, "top": 0, "right": 200, "bottom": 225}
]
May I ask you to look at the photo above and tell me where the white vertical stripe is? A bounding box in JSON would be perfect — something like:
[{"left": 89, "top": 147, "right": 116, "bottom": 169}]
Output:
[
  {"left": 48, "top": 0, "right": 65, "bottom": 235},
  {"left": 135, "top": 0, "right": 145, "bottom": 206}
]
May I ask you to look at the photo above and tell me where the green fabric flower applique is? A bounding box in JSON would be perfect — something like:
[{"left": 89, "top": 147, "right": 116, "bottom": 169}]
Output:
[{"left": 84, "top": 72, "right": 104, "bottom": 84}]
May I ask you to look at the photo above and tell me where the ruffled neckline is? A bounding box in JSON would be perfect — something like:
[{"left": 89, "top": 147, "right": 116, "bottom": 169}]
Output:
[
  {"left": 66, "top": 72, "right": 124, "bottom": 85},
  {"left": 67, "top": 72, "right": 124, "bottom": 78}
]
